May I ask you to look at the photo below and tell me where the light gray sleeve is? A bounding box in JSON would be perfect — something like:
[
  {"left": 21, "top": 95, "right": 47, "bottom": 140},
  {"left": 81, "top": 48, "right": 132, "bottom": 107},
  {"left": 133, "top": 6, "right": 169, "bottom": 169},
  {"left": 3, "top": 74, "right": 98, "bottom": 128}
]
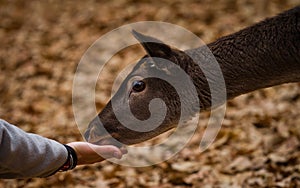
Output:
[{"left": 0, "top": 119, "right": 68, "bottom": 178}]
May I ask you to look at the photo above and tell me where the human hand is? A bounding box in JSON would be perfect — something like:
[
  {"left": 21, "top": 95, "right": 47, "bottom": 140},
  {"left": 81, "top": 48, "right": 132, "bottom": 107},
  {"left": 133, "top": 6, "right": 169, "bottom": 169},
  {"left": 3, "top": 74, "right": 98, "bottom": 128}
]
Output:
[{"left": 67, "top": 142, "right": 127, "bottom": 165}]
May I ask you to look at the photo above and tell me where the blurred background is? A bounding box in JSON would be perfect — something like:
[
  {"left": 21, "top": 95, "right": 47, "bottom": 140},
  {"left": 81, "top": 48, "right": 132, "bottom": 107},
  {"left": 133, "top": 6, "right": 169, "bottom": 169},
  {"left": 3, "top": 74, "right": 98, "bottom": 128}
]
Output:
[{"left": 0, "top": 0, "right": 299, "bottom": 187}]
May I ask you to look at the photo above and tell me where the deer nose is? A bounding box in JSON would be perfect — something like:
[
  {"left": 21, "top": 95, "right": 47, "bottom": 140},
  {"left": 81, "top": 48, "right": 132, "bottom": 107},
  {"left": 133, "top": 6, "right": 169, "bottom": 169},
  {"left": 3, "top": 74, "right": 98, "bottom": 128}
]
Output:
[
  {"left": 85, "top": 116, "right": 110, "bottom": 144},
  {"left": 84, "top": 117, "right": 98, "bottom": 142},
  {"left": 84, "top": 128, "right": 90, "bottom": 141}
]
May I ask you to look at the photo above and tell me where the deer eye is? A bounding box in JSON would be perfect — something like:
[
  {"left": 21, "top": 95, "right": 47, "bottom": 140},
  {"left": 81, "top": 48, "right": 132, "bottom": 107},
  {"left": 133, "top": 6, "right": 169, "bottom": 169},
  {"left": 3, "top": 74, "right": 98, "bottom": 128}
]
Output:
[{"left": 132, "top": 80, "right": 146, "bottom": 92}]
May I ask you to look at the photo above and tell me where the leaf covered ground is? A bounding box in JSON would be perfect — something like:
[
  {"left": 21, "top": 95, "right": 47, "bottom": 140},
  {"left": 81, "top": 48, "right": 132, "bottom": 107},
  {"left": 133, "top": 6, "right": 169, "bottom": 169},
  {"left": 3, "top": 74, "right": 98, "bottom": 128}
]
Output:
[{"left": 0, "top": 0, "right": 300, "bottom": 187}]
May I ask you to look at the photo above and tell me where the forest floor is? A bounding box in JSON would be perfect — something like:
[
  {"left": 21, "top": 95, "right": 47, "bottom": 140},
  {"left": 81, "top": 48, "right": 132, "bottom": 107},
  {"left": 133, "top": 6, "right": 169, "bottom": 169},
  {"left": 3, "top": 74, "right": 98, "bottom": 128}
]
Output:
[{"left": 0, "top": 0, "right": 300, "bottom": 187}]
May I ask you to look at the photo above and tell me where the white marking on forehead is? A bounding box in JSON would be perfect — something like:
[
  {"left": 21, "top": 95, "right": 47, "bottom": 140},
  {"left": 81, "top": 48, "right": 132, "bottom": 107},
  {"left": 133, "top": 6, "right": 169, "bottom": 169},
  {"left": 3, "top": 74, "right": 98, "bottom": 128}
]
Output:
[{"left": 149, "top": 61, "right": 156, "bottom": 67}]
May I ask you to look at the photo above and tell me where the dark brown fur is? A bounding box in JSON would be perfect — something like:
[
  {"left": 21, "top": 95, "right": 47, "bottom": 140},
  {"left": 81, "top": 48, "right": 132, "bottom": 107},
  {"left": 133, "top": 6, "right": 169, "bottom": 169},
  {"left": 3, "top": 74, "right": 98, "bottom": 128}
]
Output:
[{"left": 85, "top": 6, "right": 300, "bottom": 146}]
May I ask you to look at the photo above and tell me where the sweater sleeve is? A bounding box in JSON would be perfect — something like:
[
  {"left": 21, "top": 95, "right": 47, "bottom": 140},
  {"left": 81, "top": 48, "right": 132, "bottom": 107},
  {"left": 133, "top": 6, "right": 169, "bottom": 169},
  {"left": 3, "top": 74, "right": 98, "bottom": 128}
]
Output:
[{"left": 0, "top": 119, "right": 68, "bottom": 178}]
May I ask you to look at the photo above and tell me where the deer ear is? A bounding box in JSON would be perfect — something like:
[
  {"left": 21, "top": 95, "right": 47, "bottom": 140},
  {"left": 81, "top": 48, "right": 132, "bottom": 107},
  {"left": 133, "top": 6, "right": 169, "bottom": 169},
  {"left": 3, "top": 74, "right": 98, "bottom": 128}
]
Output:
[{"left": 132, "top": 30, "right": 172, "bottom": 57}]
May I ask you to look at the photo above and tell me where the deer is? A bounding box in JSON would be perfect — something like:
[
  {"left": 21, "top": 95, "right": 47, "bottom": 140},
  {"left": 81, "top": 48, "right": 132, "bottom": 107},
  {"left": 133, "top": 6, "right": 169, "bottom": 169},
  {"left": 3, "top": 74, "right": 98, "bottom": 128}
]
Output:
[{"left": 84, "top": 6, "right": 300, "bottom": 147}]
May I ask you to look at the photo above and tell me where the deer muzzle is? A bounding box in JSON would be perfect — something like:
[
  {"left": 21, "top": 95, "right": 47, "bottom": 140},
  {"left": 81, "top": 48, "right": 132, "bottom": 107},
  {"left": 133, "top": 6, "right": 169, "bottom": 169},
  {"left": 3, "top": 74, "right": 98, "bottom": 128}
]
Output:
[{"left": 84, "top": 116, "right": 123, "bottom": 148}]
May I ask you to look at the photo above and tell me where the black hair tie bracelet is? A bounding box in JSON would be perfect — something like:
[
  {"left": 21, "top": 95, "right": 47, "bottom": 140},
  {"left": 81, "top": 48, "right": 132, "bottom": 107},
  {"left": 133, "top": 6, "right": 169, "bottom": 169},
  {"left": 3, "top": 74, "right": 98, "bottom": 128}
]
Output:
[{"left": 59, "top": 144, "right": 78, "bottom": 172}]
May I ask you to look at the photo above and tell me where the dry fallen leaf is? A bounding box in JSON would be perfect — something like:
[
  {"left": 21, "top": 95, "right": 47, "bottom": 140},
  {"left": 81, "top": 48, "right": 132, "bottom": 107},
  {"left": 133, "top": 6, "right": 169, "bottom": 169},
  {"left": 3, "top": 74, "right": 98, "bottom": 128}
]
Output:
[
  {"left": 223, "top": 156, "right": 252, "bottom": 174},
  {"left": 171, "top": 161, "right": 202, "bottom": 173}
]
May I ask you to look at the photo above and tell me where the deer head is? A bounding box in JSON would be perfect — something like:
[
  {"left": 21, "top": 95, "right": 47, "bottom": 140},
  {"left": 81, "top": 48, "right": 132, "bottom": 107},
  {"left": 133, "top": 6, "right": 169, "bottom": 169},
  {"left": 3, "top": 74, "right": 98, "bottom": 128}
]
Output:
[
  {"left": 84, "top": 30, "right": 203, "bottom": 146},
  {"left": 84, "top": 6, "right": 300, "bottom": 147}
]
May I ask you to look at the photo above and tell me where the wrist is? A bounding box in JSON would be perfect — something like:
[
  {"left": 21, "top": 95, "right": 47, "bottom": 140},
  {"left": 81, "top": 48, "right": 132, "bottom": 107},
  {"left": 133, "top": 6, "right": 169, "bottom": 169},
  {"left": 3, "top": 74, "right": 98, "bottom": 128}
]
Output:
[{"left": 59, "top": 144, "right": 78, "bottom": 172}]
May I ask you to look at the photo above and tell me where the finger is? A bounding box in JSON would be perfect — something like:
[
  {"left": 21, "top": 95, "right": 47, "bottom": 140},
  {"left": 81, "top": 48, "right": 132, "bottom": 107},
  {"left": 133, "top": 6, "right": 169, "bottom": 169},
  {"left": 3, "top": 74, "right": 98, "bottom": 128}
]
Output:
[
  {"left": 92, "top": 145, "right": 124, "bottom": 159},
  {"left": 120, "top": 146, "right": 128, "bottom": 154}
]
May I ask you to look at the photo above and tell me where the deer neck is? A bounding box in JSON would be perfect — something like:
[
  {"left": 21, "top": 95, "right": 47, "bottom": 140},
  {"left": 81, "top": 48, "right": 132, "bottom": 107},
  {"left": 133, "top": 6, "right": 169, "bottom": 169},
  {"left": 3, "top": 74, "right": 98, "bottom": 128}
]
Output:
[{"left": 186, "top": 6, "right": 300, "bottom": 107}]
